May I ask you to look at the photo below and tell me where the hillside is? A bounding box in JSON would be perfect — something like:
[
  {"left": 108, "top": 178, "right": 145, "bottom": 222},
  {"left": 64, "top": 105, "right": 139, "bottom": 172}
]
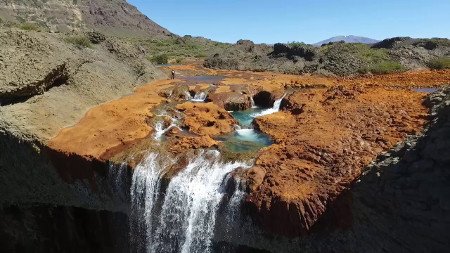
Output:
[
  {"left": 0, "top": 0, "right": 172, "bottom": 37},
  {"left": 205, "top": 38, "right": 450, "bottom": 76}
]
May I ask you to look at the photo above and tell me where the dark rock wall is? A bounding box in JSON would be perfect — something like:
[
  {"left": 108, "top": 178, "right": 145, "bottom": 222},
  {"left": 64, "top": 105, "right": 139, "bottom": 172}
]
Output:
[{"left": 0, "top": 205, "right": 128, "bottom": 253}]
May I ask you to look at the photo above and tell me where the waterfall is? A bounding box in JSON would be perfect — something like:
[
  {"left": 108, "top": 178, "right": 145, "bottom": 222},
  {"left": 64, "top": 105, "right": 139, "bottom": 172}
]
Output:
[
  {"left": 130, "top": 150, "right": 250, "bottom": 253},
  {"left": 251, "top": 94, "right": 286, "bottom": 118}
]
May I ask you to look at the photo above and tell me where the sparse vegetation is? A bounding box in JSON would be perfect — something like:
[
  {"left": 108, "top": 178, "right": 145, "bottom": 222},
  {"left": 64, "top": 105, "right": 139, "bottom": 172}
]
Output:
[
  {"left": 150, "top": 54, "right": 169, "bottom": 65},
  {"left": 360, "top": 61, "right": 405, "bottom": 74},
  {"left": 287, "top": 41, "right": 308, "bottom": 48},
  {"left": 427, "top": 57, "right": 450, "bottom": 70},
  {"left": 19, "top": 22, "right": 41, "bottom": 31},
  {"left": 86, "top": 31, "right": 106, "bottom": 44},
  {"left": 64, "top": 35, "right": 92, "bottom": 49},
  {"left": 130, "top": 36, "right": 232, "bottom": 63}
]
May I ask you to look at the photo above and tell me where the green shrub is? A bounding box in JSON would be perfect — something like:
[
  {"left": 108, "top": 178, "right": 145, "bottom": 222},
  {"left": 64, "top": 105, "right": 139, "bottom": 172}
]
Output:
[
  {"left": 65, "top": 35, "right": 92, "bottom": 48},
  {"left": 150, "top": 54, "right": 169, "bottom": 65},
  {"left": 360, "top": 60, "right": 405, "bottom": 74},
  {"left": 427, "top": 57, "right": 450, "bottom": 70},
  {"left": 19, "top": 23, "right": 41, "bottom": 31},
  {"left": 288, "top": 41, "right": 308, "bottom": 48}
]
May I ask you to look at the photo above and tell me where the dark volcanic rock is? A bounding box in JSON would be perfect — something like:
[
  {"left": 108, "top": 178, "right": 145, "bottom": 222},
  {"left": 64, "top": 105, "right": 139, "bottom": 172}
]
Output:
[
  {"left": 371, "top": 37, "right": 412, "bottom": 49},
  {"left": 236, "top": 39, "right": 255, "bottom": 52}
]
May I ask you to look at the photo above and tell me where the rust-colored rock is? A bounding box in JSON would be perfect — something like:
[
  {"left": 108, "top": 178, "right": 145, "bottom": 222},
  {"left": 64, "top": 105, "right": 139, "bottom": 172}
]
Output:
[
  {"left": 243, "top": 86, "right": 429, "bottom": 236},
  {"left": 48, "top": 79, "right": 175, "bottom": 161},
  {"left": 45, "top": 64, "right": 449, "bottom": 237},
  {"left": 176, "top": 102, "right": 236, "bottom": 136}
]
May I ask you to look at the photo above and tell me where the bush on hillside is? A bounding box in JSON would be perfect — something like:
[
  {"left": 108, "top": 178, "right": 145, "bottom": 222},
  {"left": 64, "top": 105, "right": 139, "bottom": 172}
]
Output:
[
  {"left": 359, "top": 61, "right": 405, "bottom": 74},
  {"left": 150, "top": 54, "right": 169, "bottom": 65},
  {"left": 86, "top": 31, "right": 106, "bottom": 44},
  {"left": 427, "top": 57, "right": 450, "bottom": 70},
  {"left": 19, "top": 23, "right": 41, "bottom": 31},
  {"left": 65, "top": 35, "right": 92, "bottom": 48}
]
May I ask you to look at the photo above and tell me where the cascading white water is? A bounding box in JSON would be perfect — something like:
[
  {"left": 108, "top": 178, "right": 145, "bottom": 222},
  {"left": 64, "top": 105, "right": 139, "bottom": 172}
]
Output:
[
  {"left": 154, "top": 116, "right": 181, "bottom": 140},
  {"left": 191, "top": 92, "right": 207, "bottom": 102},
  {"left": 251, "top": 94, "right": 286, "bottom": 118},
  {"left": 130, "top": 150, "right": 250, "bottom": 253},
  {"left": 250, "top": 97, "right": 257, "bottom": 108},
  {"left": 185, "top": 91, "right": 208, "bottom": 102},
  {"left": 130, "top": 153, "right": 166, "bottom": 252},
  {"left": 184, "top": 91, "right": 193, "bottom": 100}
]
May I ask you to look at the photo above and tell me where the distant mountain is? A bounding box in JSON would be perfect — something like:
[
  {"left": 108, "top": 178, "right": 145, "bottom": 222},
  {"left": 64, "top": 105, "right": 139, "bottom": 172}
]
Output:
[
  {"left": 0, "top": 0, "right": 172, "bottom": 38},
  {"left": 314, "top": 35, "right": 379, "bottom": 46}
]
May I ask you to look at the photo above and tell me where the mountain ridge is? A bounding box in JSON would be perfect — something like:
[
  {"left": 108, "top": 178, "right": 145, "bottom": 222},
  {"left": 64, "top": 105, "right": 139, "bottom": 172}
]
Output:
[
  {"left": 0, "top": 0, "right": 172, "bottom": 38},
  {"left": 314, "top": 35, "right": 379, "bottom": 46}
]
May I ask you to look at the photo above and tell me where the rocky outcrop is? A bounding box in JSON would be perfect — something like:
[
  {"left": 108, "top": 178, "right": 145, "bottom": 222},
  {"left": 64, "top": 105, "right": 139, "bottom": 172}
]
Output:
[
  {"left": 0, "top": 63, "right": 68, "bottom": 105},
  {"left": 223, "top": 95, "right": 252, "bottom": 111},
  {"left": 271, "top": 43, "right": 318, "bottom": 61}
]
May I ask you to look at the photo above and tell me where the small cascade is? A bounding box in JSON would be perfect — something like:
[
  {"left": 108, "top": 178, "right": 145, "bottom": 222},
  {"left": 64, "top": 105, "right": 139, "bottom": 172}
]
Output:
[
  {"left": 189, "top": 91, "right": 208, "bottom": 102},
  {"left": 184, "top": 91, "right": 193, "bottom": 100},
  {"left": 251, "top": 94, "right": 286, "bottom": 118},
  {"left": 154, "top": 115, "right": 181, "bottom": 141},
  {"left": 250, "top": 97, "right": 257, "bottom": 108},
  {"left": 130, "top": 151, "right": 251, "bottom": 253}
]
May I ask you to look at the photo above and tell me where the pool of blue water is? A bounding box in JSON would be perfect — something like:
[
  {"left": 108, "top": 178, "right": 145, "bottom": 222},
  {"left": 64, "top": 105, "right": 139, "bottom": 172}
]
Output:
[
  {"left": 217, "top": 129, "right": 272, "bottom": 153},
  {"left": 182, "top": 75, "right": 224, "bottom": 84},
  {"left": 413, "top": 87, "right": 439, "bottom": 93},
  {"left": 219, "top": 108, "right": 273, "bottom": 153},
  {"left": 231, "top": 108, "right": 264, "bottom": 127}
]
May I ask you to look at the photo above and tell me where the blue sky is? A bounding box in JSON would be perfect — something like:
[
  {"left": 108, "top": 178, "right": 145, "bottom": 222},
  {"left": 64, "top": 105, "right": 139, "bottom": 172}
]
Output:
[{"left": 128, "top": 0, "right": 450, "bottom": 44}]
